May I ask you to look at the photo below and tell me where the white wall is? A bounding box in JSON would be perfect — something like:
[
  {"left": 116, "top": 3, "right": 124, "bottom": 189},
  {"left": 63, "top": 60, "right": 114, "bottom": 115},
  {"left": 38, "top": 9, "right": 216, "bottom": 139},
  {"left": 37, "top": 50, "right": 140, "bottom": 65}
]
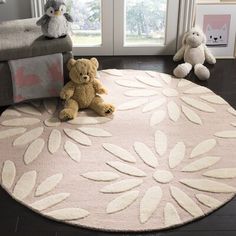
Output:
[{"left": 0, "top": 0, "right": 32, "bottom": 21}]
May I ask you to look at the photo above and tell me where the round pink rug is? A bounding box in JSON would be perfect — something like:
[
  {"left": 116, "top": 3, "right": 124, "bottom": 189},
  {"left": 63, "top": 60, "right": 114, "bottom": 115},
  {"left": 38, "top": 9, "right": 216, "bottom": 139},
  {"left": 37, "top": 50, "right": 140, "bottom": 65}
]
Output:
[{"left": 0, "top": 69, "right": 236, "bottom": 232}]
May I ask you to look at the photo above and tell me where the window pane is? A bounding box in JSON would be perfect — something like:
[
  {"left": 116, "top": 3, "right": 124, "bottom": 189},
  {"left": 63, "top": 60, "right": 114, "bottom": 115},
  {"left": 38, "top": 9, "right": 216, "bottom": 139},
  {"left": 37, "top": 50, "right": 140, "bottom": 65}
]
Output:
[
  {"left": 125, "top": 0, "right": 167, "bottom": 46},
  {"left": 65, "top": 0, "right": 101, "bottom": 46}
]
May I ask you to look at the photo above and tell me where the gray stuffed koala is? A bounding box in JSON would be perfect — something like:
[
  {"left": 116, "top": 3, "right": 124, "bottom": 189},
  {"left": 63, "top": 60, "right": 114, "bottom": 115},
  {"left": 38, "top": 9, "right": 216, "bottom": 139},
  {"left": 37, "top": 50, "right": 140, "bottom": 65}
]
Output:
[{"left": 173, "top": 27, "right": 216, "bottom": 81}]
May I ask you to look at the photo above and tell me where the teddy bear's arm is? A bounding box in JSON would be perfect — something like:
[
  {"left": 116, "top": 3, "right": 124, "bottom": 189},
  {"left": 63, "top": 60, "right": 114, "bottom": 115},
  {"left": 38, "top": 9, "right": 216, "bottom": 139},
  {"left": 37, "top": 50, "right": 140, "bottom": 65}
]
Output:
[
  {"left": 204, "top": 45, "right": 216, "bottom": 64},
  {"left": 93, "top": 79, "right": 108, "bottom": 95},
  {"left": 173, "top": 46, "right": 186, "bottom": 61},
  {"left": 60, "top": 81, "right": 75, "bottom": 100}
]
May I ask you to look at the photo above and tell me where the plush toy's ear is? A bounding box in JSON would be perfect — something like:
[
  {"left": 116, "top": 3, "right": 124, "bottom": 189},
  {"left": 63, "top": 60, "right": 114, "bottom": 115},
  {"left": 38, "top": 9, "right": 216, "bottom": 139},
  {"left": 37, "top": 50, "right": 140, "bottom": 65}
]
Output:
[
  {"left": 222, "top": 24, "right": 227, "bottom": 31},
  {"left": 206, "top": 24, "right": 212, "bottom": 32},
  {"left": 182, "top": 32, "right": 189, "bottom": 45},
  {"left": 67, "top": 58, "right": 76, "bottom": 70},
  {"left": 90, "top": 57, "right": 99, "bottom": 69},
  {"left": 202, "top": 32, "right": 207, "bottom": 44}
]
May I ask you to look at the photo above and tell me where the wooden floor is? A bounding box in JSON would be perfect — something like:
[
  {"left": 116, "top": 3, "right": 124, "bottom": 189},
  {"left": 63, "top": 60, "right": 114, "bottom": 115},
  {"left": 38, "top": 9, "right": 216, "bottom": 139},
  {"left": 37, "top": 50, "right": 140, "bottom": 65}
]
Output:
[{"left": 0, "top": 56, "right": 236, "bottom": 236}]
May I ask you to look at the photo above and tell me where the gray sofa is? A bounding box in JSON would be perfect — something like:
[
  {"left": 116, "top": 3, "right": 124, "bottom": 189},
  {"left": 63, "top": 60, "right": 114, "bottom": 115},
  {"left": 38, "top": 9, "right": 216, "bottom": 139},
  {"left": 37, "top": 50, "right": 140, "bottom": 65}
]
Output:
[{"left": 0, "top": 18, "right": 73, "bottom": 106}]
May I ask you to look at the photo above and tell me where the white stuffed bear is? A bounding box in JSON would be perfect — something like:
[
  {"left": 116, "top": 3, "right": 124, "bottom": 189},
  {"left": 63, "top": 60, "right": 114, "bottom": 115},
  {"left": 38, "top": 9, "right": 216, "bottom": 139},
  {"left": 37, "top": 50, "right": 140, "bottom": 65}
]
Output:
[{"left": 173, "top": 26, "right": 216, "bottom": 81}]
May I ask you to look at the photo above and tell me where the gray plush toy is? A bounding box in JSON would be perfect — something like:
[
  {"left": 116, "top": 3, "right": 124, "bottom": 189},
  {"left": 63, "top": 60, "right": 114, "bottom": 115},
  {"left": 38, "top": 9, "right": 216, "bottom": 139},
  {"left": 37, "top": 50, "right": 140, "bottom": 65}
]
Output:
[{"left": 36, "top": 0, "right": 73, "bottom": 39}]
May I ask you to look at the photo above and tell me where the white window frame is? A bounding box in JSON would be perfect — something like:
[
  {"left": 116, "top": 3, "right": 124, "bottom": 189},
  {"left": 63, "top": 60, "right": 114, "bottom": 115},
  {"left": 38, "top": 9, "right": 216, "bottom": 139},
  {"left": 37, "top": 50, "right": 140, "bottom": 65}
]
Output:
[{"left": 31, "top": 0, "right": 196, "bottom": 56}]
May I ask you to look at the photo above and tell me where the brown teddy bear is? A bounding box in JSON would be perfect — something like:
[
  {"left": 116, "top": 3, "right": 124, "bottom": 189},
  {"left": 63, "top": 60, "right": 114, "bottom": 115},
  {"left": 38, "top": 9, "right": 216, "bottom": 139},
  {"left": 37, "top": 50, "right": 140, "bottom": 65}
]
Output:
[{"left": 59, "top": 57, "right": 115, "bottom": 120}]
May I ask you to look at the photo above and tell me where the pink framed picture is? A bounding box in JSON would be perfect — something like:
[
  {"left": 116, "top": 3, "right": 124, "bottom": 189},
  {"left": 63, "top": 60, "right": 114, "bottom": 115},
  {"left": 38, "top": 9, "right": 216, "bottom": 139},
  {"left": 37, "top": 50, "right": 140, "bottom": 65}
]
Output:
[
  {"left": 203, "top": 14, "right": 231, "bottom": 46},
  {"left": 195, "top": 4, "right": 236, "bottom": 58}
]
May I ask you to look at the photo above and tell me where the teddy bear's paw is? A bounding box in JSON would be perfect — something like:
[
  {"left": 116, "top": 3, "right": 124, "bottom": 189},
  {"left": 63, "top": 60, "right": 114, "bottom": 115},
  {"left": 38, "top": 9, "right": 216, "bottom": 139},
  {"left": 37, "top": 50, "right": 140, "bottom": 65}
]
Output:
[
  {"left": 102, "top": 104, "right": 115, "bottom": 116},
  {"left": 97, "top": 87, "right": 108, "bottom": 95},
  {"left": 59, "top": 109, "right": 77, "bottom": 121},
  {"left": 60, "top": 91, "right": 74, "bottom": 100}
]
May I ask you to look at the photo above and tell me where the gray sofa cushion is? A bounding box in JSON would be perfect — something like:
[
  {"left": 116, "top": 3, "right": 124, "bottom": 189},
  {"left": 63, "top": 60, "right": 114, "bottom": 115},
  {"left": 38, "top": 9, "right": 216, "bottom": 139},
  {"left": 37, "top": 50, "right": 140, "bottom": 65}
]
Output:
[
  {"left": 0, "top": 62, "right": 13, "bottom": 106},
  {"left": 0, "top": 18, "right": 72, "bottom": 61}
]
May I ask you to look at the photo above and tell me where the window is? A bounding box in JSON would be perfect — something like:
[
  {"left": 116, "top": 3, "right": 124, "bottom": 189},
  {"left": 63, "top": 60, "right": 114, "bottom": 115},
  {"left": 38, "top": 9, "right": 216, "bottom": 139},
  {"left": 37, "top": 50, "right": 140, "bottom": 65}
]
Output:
[
  {"left": 125, "top": 0, "right": 167, "bottom": 46},
  {"left": 66, "top": 0, "right": 102, "bottom": 46},
  {"left": 65, "top": 0, "right": 180, "bottom": 55}
]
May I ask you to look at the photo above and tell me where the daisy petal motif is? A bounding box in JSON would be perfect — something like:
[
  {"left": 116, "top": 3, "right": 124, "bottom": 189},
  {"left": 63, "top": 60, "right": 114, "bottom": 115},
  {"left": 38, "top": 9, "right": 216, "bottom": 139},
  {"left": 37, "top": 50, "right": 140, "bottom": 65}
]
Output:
[
  {"left": 0, "top": 98, "right": 113, "bottom": 166},
  {"left": 164, "top": 203, "right": 181, "bottom": 227},
  {"left": 13, "top": 170, "right": 37, "bottom": 200},
  {"left": 170, "top": 186, "right": 204, "bottom": 217},
  {"left": 45, "top": 208, "right": 90, "bottom": 221},
  {"left": 1, "top": 117, "right": 40, "bottom": 127},
  {"left": 115, "top": 71, "right": 221, "bottom": 125},
  {"left": 2, "top": 160, "right": 16, "bottom": 189},
  {"left": 81, "top": 130, "right": 236, "bottom": 226},
  {"left": 181, "top": 105, "right": 202, "bottom": 125},
  {"left": 180, "top": 179, "right": 236, "bottom": 193},
  {"left": 1, "top": 108, "right": 21, "bottom": 117},
  {"left": 134, "top": 142, "right": 158, "bottom": 168},
  {"left": 1, "top": 69, "right": 236, "bottom": 231},
  {"left": 102, "top": 69, "right": 124, "bottom": 76},
  {"left": 195, "top": 194, "right": 222, "bottom": 208},
  {"left": 13, "top": 127, "right": 44, "bottom": 146},
  {"left": 115, "top": 79, "right": 146, "bottom": 88},
  {"left": 0, "top": 128, "right": 26, "bottom": 139},
  {"left": 100, "top": 179, "right": 143, "bottom": 193},
  {"left": 214, "top": 130, "right": 236, "bottom": 138},
  {"left": 24, "top": 138, "right": 45, "bottom": 164},
  {"left": 203, "top": 168, "right": 236, "bottom": 179},
  {"left": 48, "top": 129, "right": 61, "bottom": 154},
  {"left": 106, "top": 190, "right": 139, "bottom": 214},
  {"left": 190, "top": 139, "right": 216, "bottom": 158},
  {"left": 35, "top": 173, "right": 63, "bottom": 196},
  {"left": 103, "top": 143, "right": 136, "bottom": 163},
  {"left": 1, "top": 160, "right": 90, "bottom": 220},
  {"left": 15, "top": 103, "right": 42, "bottom": 116},
  {"left": 228, "top": 107, "right": 236, "bottom": 116},
  {"left": 140, "top": 186, "right": 162, "bottom": 223}
]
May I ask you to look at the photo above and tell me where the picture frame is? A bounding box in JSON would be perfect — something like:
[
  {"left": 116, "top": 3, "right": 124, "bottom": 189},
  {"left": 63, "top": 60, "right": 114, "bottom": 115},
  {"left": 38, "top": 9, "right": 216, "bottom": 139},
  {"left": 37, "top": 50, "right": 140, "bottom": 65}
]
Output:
[{"left": 195, "top": 3, "right": 236, "bottom": 58}]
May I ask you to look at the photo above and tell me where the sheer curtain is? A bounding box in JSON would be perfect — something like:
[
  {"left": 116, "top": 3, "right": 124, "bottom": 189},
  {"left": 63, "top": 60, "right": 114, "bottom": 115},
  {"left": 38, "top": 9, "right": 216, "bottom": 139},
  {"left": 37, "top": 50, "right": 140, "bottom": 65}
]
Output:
[
  {"left": 177, "top": 0, "right": 197, "bottom": 48},
  {"left": 31, "top": 0, "right": 46, "bottom": 18}
]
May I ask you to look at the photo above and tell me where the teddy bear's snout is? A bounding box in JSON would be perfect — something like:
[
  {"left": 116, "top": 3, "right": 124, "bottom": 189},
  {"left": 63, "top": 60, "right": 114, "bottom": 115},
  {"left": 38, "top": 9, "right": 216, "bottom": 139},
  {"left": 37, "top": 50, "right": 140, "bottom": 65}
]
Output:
[{"left": 83, "top": 75, "right": 89, "bottom": 81}]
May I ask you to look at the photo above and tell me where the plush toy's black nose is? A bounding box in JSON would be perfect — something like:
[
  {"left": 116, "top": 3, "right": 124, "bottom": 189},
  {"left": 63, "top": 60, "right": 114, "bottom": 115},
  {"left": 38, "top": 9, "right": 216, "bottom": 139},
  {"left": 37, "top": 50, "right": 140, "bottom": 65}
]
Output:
[
  {"left": 214, "top": 37, "right": 218, "bottom": 41},
  {"left": 83, "top": 75, "right": 88, "bottom": 80}
]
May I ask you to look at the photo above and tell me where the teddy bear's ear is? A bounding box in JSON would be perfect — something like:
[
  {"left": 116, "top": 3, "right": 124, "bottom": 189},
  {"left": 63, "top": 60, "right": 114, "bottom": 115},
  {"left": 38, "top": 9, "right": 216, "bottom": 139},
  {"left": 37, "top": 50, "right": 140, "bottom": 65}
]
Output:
[
  {"left": 67, "top": 58, "right": 77, "bottom": 70},
  {"left": 90, "top": 57, "right": 99, "bottom": 69}
]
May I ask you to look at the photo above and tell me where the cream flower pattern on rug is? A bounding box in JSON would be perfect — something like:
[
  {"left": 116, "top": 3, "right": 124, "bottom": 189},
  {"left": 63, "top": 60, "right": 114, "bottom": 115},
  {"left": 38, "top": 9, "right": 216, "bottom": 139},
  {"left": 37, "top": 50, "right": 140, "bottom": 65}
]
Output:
[
  {"left": 0, "top": 69, "right": 236, "bottom": 231},
  {"left": 115, "top": 71, "right": 227, "bottom": 125},
  {"left": 81, "top": 132, "right": 236, "bottom": 226},
  {"left": 1, "top": 160, "right": 89, "bottom": 221},
  {"left": 0, "top": 98, "right": 112, "bottom": 164},
  {"left": 227, "top": 107, "right": 236, "bottom": 127}
]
